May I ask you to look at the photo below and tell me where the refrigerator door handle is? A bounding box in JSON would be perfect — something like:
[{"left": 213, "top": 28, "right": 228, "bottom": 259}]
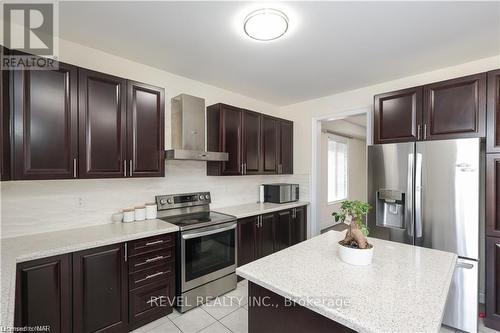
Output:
[
  {"left": 406, "top": 153, "right": 414, "bottom": 237},
  {"left": 455, "top": 261, "right": 474, "bottom": 270},
  {"left": 415, "top": 153, "right": 423, "bottom": 239}
]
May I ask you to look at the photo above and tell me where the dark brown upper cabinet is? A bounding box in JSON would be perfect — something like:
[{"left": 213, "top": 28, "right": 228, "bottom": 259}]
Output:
[
  {"left": 73, "top": 243, "right": 128, "bottom": 333},
  {"left": 261, "top": 115, "right": 278, "bottom": 174},
  {"left": 374, "top": 73, "right": 487, "bottom": 144},
  {"left": 11, "top": 62, "right": 78, "bottom": 180},
  {"left": 207, "top": 103, "right": 242, "bottom": 176},
  {"left": 374, "top": 87, "right": 421, "bottom": 144},
  {"left": 488, "top": 69, "right": 500, "bottom": 153},
  {"left": 423, "top": 73, "right": 486, "bottom": 140},
  {"left": 278, "top": 119, "right": 293, "bottom": 174},
  {"left": 127, "top": 81, "right": 165, "bottom": 177},
  {"left": 78, "top": 69, "right": 127, "bottom": 179},
  {"left": 207, "top": 103, "right": 293, "bottom": 176},
  {"left": 14, "top": 254, "right": 72, "bottom": 333},
  {"left": 242, "top": 110, "right": 261, "bottom": 175}
]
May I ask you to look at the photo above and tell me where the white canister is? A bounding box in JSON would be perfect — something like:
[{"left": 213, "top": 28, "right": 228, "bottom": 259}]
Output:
[
  {"left": 145, "top": 203, "right": 157, "bottom": 220},
  {"left": 123, "top": 209, "right": 135, "bottom": 223},
  {"left": 259, "top": 185, "right": 265, "bottom": 203},
  {"left": 134, "top": 206, "right": 146, "bottom": 221}
]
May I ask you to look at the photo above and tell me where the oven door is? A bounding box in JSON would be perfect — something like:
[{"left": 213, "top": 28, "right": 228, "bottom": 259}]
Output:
[{"left": 181, "top": 221, "right": 237, "bottom": 292}]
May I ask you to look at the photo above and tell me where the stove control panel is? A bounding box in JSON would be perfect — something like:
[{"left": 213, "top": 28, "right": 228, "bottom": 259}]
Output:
[{"left": 156, "top": 192, "right": 211, "bottom": 210}]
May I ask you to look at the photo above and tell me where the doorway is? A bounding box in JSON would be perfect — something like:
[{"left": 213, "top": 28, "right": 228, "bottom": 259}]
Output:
[{"left": 310, "top": 108, "right": 371, "bottom": 236}]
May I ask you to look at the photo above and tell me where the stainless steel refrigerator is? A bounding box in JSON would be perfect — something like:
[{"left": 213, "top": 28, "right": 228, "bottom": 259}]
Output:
[{"left": 368, "top": 138, "right": 481, "bottom": 333}]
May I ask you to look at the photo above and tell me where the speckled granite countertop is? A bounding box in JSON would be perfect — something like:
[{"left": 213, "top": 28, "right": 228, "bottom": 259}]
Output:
[
  {"left": 216, "top": 201, "right": 309, "bottom": 219},
  {"left": 237, "top": 230, "right": 457, "bottom": 333},
  {"left": 0, "top": 219, "right": 179, "bottom": 330}
]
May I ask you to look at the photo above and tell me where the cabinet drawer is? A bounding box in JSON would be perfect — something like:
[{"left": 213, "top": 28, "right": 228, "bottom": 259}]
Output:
[
  {"left": 129, "top": 248, "right": 174, "bottom": 273},
  {"left": 128, "top": 233, "right": 175, "bottom": 256},
  {"left": 129, "top": 262, "right": 174, "bottom": 290},
  {"left": 129, "top": 280, "right": 172, "bottom": 330}
]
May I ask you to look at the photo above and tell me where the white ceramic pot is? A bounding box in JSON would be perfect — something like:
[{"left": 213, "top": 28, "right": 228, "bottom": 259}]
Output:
[{"left": 338, "top": 243, "right": 374, "bottom": 266}]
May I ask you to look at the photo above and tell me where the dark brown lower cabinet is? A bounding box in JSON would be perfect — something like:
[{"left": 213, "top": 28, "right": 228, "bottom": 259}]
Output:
[
  {"left": 14, "top": 254, "right": 71, "bottom": 333},
  {"left": 275, "top": 210, "right": 292, "bottom": 251},
  {"left": 15, "top": 234, "right": 177, "bottom": 333},
  {"left": 256, "top": 213, "right": 276, "bottom": 259},
  {"left": 291, "top": 206, "right": 307, "bottom": 245},
  {"left": 237, "top": 206, "right": 307, "bottom": 270},
  {"left": 486, "top": 236, "right": 500, "bottom": 330},
  {"left": 248, "top": 282, "right": 355, "bottom": 333},
  {"left": 73, "top": 243, "right": 128, "bottom": 333},
  {"left": 237, "top": 215, "right": 258, "bottom": 266}
]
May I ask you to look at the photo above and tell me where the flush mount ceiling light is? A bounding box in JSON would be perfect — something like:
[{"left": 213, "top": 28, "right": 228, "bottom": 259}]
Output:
[{"left": 243, "top": 8, "right": 289, "bottom": 41}]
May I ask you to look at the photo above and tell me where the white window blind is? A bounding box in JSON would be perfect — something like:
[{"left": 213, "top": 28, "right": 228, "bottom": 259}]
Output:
[{"left": 327, "top": 136, "right": 348, "bottom": 203}]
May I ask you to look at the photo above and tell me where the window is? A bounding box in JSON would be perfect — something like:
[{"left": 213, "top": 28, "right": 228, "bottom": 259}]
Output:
[{"left": 327, "top": 135, "right": 348, "bottom": 203}]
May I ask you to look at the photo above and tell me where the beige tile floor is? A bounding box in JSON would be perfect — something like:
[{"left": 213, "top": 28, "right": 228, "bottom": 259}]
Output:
[{"left": 134, "top": 279, "right": 497, "bottom": 333}]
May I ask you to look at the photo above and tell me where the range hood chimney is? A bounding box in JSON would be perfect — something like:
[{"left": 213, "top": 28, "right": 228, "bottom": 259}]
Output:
[{"left": 165, "top": 94, "right": 228, "bottom": 161}]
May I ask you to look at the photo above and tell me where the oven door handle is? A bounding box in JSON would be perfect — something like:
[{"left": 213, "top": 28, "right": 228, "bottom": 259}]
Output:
[{"left": 181, "top": 222, "right": 237, "bottom": 240}]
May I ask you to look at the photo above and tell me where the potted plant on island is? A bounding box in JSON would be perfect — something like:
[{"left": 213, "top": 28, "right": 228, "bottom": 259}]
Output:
[{"left": 332, "top": 200, "right": 374, "bottom": 265}]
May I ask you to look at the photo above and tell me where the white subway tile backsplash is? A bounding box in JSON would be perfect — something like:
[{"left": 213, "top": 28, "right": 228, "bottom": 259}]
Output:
[{"left": 1, "top": 161, "right": 309, "bottom": 238}]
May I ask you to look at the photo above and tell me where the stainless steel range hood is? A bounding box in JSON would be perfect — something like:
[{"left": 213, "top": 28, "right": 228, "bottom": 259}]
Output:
[{"left": 165, "top": 94, "right": 228, "bottom": 161}]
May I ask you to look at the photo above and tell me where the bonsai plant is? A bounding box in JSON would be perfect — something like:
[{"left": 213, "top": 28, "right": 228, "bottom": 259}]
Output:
[{"left": 332, "top": 200, "right": 373, "bottom": 265}]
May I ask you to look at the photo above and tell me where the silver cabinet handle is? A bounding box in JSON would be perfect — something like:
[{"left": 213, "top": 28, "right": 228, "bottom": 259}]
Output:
[
  {"left": 129, "top": 160, "right": 133, "bottom": 177},
  {"left": 124, "top": 243, "right": 128, "bottom": 262},
  {"left": 73, "top": 158, "right": 77, "bottom": 178},
  {"left": 240, "top": 163, "right": 244, "bottom": 175},
  {"left": 244, "top": 163, "right": 247, "bottom": 175},
  {"left": 423, "top": 124, "right": 427, "bottom": 140},
  {"left": 145, "top": 240, "right": 164, "bottom": 246},
  {"left": 123, "top": 160, "right": 127, "bottom": 177},
  {"left": 417, "top": 125, "right": 421, "bottom": 140},
  {"left": 145, "top": 255, "right": 165, "bottom": 263},
  {"left": 135, "top": 271, "right": 166, "bottom": 284}
]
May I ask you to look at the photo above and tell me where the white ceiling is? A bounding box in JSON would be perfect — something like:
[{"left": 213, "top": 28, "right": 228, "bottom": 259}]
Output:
[{"left": 59, "top": 2, "right": 500, "bottom": 106}]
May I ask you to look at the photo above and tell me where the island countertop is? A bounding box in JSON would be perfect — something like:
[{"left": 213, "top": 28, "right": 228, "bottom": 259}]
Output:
[{"left": 236, "top": 230, "right": 457, "bottom": 333}]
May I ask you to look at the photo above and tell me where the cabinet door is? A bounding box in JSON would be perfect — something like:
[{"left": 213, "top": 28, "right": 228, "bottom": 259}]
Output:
[
  {"left": 374, "top": 87, "right": 421, "bottom": 144},
  {"left": 261, "top": 115, "right": 278, "bottom": 174},
  {"left": 488, "top": 69, "right": 500, "bottom": 153},
  {"left": 220, "top": 104, "right": 242, "bottom": 175},
  {"left": 14, "top": 254, "right": 71, "bottom": 333},
  {"left": 278, "top": 120, "right": 293, "bottom": 174},
  {"left": 291, "top": 206, "right": 307, "bottom": 245},
  {"left": 127, "top": 81, "right": 165, "bottom": 177},
  {"left": 73, "top": 243, "right": 128, "bottom": 333},
  {"left": 487, "top": 154, "right": 500, "bottom": 237},
  {"left": 257, "top": 213, "right": 275, "bottom": 259},
  {"left": 1, "top": 47, "right": 10, "bottom": 181},
  {"left": 485, "top": 236, "right": 500, "bottom": 330},
  {"left": 237, "top": 216, "right": 258, "bottom": 267},
  {"left": 79, "top": 69, "right": 127, "bottom": 179},
  {"left": 423, "top": 73, "right": 486, "bottom": 140},
  {"left": 242, "top": 110, "right": 261, "bottom": 174},
  {"left": 275, "top": 210, "right": 292, "bottom": 251},
  {"left": 12, "top": 63, "right": 78, "bottom": 179}
]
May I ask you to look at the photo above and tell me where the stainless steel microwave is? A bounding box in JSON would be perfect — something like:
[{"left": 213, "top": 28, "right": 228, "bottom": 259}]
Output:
[{"left": 263, "top": 183, "right": 299, "bottom": 204}]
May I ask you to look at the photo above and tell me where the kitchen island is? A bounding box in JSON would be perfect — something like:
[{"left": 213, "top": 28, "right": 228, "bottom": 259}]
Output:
[{"left": 236, "top": 230, "right": 457, "bottom": 333}]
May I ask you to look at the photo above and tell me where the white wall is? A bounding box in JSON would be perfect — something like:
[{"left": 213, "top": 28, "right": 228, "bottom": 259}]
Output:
[
  {"left": 319, "top": 133, "right": 366, "bottom": 230},
  {"left": 0, "top": 39, "right": 308, "bottom": 238}
]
